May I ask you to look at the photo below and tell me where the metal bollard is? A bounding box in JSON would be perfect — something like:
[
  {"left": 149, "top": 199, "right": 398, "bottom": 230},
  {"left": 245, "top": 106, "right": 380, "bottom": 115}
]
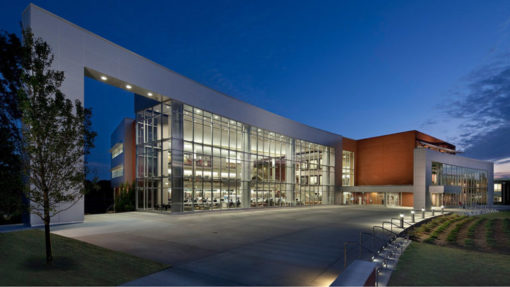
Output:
[
  {"left": 411, "top": 210, "right": 415, "bottom": 223},
  {"left": 432, "top": 208, "right": 435, "bottom": 216},
  {"left": 400, "top": 214, "right": 404, "bottom": 228},
  {"left": 421, "top": 208, "right": 425, "bottom": 219},
  {"left": 441, "top": 205, "right": 444, "bottom": 215}
]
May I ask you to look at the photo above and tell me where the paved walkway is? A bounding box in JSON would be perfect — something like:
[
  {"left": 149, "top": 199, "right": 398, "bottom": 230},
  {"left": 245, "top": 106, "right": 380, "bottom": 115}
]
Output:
[{"left": 51, "top": 205, "right": 409, "bottom": 286}]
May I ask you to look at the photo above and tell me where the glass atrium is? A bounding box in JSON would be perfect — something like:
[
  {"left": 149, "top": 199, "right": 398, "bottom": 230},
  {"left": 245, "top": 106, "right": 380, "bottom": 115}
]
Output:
[
  {"left": 431, "top": 162, "right": 489, "bottom": 206},
  {"left": 135, "top": 99, "right": 335, "bottom": 212}
]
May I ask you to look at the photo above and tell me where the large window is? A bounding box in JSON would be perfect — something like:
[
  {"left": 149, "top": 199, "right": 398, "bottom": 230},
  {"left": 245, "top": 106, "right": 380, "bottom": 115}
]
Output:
[
  {"left": 135, "top": 99, "right": 335, "bottom": 212},
  {"left": 111, "top": 143, "right": 123, "bottom": 159},
  {"left": 342, "top": 151, "right": 354, "bottom": 186},
  {"left": 431, "top": 162, "right": 489, "bottom": 206},
  {"left": 112, "top": 165, "right": 124, "bottom": 179}
]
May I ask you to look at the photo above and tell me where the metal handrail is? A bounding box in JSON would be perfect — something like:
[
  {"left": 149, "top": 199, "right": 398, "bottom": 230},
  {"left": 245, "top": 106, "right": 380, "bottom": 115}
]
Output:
[
  {"left": 382, "top": 221, "right": 401, "bottom": 233},
  {"left": 373, "top": 225, "right": 398, "bottom": 237}
]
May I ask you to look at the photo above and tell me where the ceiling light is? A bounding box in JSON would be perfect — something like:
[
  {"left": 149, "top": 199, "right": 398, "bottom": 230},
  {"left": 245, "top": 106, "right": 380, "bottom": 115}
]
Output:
[
  {"left": 126, "top": 84, "right": 132, "bottom": 89},
  {"left": 148, "top": 92, "right": 153, "bottom": 96},
  {"left": 100, "top": 76, "right": 107, "bottom": 81}
]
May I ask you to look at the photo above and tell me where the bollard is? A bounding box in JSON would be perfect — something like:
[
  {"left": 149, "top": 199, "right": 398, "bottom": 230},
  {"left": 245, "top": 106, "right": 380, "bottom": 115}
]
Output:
[
  {"left": 441, "top": 205, "right": 444, "bottom": 215},
  {"left": 400, "top": 214, "right": 404, "bottom": 228},
  {"left": 411, "top": 210, "right": 415, "bottom": 223},
  {"left": 432, "top": 207, "right": 435, "bottom": 216},
  {"left": 421, "top": 208, "right": 425, "bottom": 219}
]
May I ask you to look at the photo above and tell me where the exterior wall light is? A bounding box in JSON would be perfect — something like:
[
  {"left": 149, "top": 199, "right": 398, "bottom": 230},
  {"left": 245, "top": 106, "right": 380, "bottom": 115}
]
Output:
[
  {"left": 147, "top": 92, "right": 153, "bottom": 96},
  {"left": 100, "top": 76, "right": 107, "bottom": 81},
  {"left": 126, "top": 84, "right": 132, "bottom": 89}
]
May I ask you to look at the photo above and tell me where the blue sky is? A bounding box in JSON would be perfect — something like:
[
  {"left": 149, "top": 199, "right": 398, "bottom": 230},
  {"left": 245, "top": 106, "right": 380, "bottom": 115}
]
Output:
[{"left": 1, "top": 0, "right": 510, "bottom": 179}]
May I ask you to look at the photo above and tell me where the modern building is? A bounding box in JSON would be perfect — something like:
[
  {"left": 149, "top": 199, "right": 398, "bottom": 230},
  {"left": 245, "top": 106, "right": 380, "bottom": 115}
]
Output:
[
  {"left": 110, "top": 118, "right": 136, "bottom": 194},
  {"left": 23, "top": 4, "right": 494, "bottom": 226},
  {"left": 342, "top": 131, "right": 493, "bottom": 209},
  {"left": 494, "top": 179, "right": 510, "bottom": 205}
]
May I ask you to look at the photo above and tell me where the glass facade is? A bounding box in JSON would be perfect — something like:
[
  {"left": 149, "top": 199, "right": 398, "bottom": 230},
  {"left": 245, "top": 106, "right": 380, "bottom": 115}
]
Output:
[
  {"left": 431, "top": 162, "right": 489, "bottom": 206},
  {"left": 342, "top": 151, "right": 355, "bottom": 186},
  {"left": 135, "top": 99, "right": 335, "bottom": 212}
]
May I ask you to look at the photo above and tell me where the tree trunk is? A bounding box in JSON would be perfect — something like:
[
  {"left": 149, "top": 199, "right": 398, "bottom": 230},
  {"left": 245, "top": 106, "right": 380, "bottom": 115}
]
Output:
[
  {"left": 43, "top": 189, "right": 52, "bottom": 264},
  {"left": 44, "top": 219, "right": 52, "bottom": 264}
]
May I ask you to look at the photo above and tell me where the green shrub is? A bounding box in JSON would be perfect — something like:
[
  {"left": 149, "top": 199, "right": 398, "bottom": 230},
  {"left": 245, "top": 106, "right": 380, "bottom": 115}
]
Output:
[
  {"left": 426, "top": 215, "right": 465, "bottom": 242},
  {"left": 467, "top": 218, "right": 485, "bottom": 239},
  {"left": 447, "top": 218, "right": 474, "bottom": 243},
  {"left": 114, "top": 182, "right": 136, "bottom": 212},
  {"left": 486, "top": 219, "right": 496, "bottom": 247},
  {"left": 464, "top": 238, "right": 474, "bottom": 248}
]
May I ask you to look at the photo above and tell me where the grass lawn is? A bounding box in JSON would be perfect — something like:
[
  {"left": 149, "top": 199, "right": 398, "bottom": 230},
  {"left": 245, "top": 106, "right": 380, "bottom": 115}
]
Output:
[
  {"left": 0, "top": 229, "right": 169, "bottom": 286},
  {"left": 388, "top": 242, "right": 510, "bottom": 286}
]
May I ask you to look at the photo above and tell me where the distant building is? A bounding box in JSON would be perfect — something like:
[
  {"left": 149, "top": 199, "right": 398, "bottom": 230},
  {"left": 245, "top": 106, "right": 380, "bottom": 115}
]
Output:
[
  {"left": 494, "top": 179, "right": 510, "bottom": 205},
  {"left": 110, "top": 118, "right": 136, "bottom": 195}
]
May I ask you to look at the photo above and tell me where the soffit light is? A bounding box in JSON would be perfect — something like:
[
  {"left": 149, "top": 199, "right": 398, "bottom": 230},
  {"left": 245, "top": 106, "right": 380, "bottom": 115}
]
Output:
[
  {"left": 148, "top": 92, "right": 153, "bottom": 96},
  {"left": 126, "top": 84, "right": 132, "bottom": 89},
  {"left": 100, "top": 76, "right": 108, "bottom": 81}
]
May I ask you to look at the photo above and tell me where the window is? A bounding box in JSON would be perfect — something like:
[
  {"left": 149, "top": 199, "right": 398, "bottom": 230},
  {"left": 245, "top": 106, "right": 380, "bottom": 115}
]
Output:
[
  {"left": 112, "top": 165, "right": 124, "bottom": 179},
  {"left": 309, "top": 160, "right": 318, "bottom": 170},
  {"left": 495, "top": 183, "right": 502, "bottom": 192},
  {"left": 342, "top": 150, "right": 354, "bottom": 186},
  {"left": 111, "top": 143, "right": 123, "bottom": 159}
]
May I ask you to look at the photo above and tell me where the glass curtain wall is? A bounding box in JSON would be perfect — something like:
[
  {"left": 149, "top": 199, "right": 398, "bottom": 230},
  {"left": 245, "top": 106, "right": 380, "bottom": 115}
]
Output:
[
  {"left": 342, "top": 151, "right": 354, "bottom": 186},
  {"left": 136, "top": 100, "right": 335, "bottom": 212},
  {"left": 431, "top": 162, "right": 488, "bottom": 206}
]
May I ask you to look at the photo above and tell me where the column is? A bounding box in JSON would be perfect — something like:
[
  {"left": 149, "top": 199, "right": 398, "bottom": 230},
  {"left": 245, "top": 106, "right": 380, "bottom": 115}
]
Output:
[
  {"left": 241, "top": 125, "right": 251, "bottom": 208},
  {"left": 170, "top": 102, "right": 184, "bottom": 212},
  {"left": 286, "top": 138, "right": 296, "bottom": 206},
  {"left": 322, "top": 147, "right": 330, "bottom": 204}
]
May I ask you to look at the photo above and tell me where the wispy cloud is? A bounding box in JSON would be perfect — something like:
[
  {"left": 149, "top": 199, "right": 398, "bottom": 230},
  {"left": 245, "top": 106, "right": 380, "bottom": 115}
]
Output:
[{"left": 422, "top": 48, "right": 510, "bottom": 178}]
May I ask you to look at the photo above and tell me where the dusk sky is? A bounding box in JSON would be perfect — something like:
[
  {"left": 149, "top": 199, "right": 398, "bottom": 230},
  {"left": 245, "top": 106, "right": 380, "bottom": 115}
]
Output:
[{"left": 1, "top": 0, "right": 510, "bottom": 180}]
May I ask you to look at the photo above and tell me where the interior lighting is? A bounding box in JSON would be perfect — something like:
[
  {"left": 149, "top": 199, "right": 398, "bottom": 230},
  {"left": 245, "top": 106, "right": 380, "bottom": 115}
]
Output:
[
  {"left": 100, "top": 76, "right": 107, "bottom": 81},
  {"left": 126, "top": 84, "right": 132, "bottom": 89}
]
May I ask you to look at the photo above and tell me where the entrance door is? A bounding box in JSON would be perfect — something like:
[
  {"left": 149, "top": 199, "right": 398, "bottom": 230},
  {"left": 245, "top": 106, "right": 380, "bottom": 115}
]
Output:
[{"left": 386, "top": 192, "right": 400, "bottom": 207}]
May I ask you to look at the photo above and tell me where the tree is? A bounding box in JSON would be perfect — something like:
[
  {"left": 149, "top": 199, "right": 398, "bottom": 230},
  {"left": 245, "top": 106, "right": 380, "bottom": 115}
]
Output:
[
  {"left": 19, "top": 29, "right": 96, "bottom": 264},
  {"left": 0, "top": 30, "right": 24, "bottom": 223},
  {"left": 114, "top": 182, "right": 136, "bottom": 212}
]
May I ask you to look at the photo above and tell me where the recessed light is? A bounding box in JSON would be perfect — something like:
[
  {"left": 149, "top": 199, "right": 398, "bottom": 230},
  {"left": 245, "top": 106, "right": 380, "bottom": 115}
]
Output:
[
  {"left": 126, "top": 84, "right": 132, "bottom": 89},
  {"left": 148, "top": 92, "right": 153, "bottom": 96},
  {"left": 100, "top": 76, "right": 107, "bottom": 81}
]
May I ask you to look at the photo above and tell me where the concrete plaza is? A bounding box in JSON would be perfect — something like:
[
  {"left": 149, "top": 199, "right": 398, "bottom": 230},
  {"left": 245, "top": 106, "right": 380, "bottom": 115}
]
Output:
[{"left": 52, "top": 205, "right": 409, "bottom": 286}]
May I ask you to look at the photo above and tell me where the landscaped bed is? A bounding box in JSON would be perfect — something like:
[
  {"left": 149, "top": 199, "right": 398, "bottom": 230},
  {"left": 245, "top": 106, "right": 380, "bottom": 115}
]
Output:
[
  {"left": 389, "top": 211, "right": 510, "bottom": 286},
  {"left": 0, "top": 229, "right": 169, "bottom": 285}
]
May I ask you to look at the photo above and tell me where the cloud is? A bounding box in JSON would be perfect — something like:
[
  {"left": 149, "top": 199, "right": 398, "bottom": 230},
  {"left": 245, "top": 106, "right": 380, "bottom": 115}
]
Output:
[
  {"left": 441, "top": 57, "right": 510, "bottom": 161},
  {"left": 420, "top": 50, "right": 510, "bottom": 178}
]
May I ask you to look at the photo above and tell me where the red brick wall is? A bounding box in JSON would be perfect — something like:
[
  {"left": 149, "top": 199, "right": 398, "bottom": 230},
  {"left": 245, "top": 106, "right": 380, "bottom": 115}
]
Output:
[
  {"left": 402, "top": 192, "right": 414, "bottom": 207},
  {"left": 356, "top": 131, "right": 416, "bottom": 186}
]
